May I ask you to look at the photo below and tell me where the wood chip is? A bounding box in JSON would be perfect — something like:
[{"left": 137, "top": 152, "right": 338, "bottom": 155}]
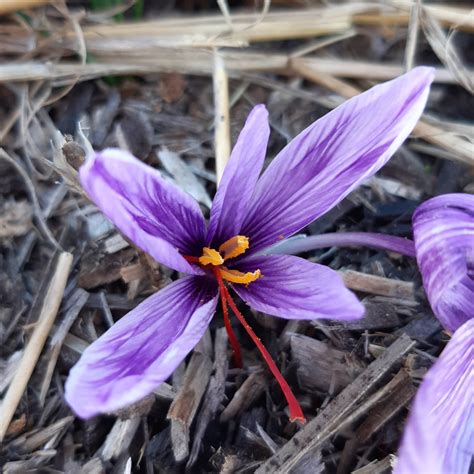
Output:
[
  {"left": 98, "top": 418, "right": 142, "bottom": 462},
  {"left": 220, "top": 371, "right": 267, "bottom": 423},
  {"left": 78, "top": 248, "right": 136, "bottom": 289},
  {"left": 167, "top": 350, "right": 213, "bottom": 462},
  {"left": 8, "top": 416, "right": 74, "bottom": 454},
  {"left": 187, "top": 328, "right": 229, "bottom": 468},
  {"left": 157, "top": 147, "right": 212, "bottom": 207},
  {"left": 356, "top": 369, "right": 416, "bottom": 443},
  {"left": 0, "top": 200, "right": 32, "bottom": 237},
  {"left": 291, "top": 334, "right": 365, "bottom": 394},
  {"left": 340, "top": 270, "right": 415, "bottom": 300},
  {"left": 352, "top": 455, "right": 395, "bottom": 474}
]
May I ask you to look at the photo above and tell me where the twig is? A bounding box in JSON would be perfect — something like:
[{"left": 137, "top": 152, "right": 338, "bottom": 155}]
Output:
[
  {"left": 0, "top": 58, "right": 464, "bottom": 85},
  {"left": 404, "top": 0, "right": 421, "bottom": 71},
  {"left": 0, "top": 251, "right": 73, "bottom": 441},
  {"left": 0, "top": 0, "right": 51, "bottom": 14},
  {"left": 0, "top": 148, "right": 62, "bottom": 251},
  {"left": 387, "top": 0, "right": 474, "bottom": 31},
  {"left": 99, "top": 418, "right": 141, "bottom": 462},
  {"left": 340, "top": 270, "right": 415, "bottom": 300},
  {"left": 291, "top": 57, "right": 467, "bottom": 84},
  {"left": 38, "top": 289, "right": 89, "bottom": 406},
  {"left": 213, "top": 52, "right": 231, "bottom": 185}
]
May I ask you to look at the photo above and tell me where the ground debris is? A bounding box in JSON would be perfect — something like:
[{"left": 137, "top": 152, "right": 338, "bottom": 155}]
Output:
[{"left": 0, "top": 1, "right": 470, "bottom": 471}]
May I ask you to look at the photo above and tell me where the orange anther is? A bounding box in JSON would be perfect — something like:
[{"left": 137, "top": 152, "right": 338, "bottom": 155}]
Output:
[
  {"left": 220, "top": 266, "right": 261, "bottom": 284},
  {"left": 199, "top": 247, "right": 224, "bottom": 266},
  {"left": 219, "top": 235, "right": 249, "bottom": 261}
]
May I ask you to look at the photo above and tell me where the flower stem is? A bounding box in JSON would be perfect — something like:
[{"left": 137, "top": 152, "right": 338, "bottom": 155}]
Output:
[
  {"left": 267, "top": 232, "right": 416, "bottom": 257},
  {"left": 215, "top": 271, "right": 306, "bottom": 424}
]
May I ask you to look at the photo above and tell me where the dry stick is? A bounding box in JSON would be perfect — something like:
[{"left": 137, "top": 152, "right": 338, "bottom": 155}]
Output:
[
  {"left": 290, "top": 60, "right": 474, "bottom": 167},
  {"left": 340, "top": 270, "right": 415, "bottom": 301},
  {"left": 0, "top": 148, "right": 62, "bottom": 251},
  {"left": 0, "top": 0, "right": 52, "bottom": 14},
  {"left": 404, "top": 0, "right": 421, "bottom": 71},
  {"left": 76, "top": 4, "right": 472, "bottom": 43},
  {"left": 0, "top": 251, "right": 73, "bottom": 441},
  {"left": 0, "top": 58, "right": 464, "bottom": 85},
  {"left": 79, "top": 6, "right": 358, "bottom": 42},
  {"left": 290, "top": 57, "right": 466, "bottom": 84},
  {"left": 387, "top": 0, "right": 474, "bottom": 31},
  {"left": 213, "top": 52, "right": 231, "bottom": 185}
]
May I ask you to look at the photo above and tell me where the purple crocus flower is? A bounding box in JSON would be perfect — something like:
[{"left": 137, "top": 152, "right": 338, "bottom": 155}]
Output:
[
  {"left": 396, "top": 194, "right": 474, "bottom": 474},
  {"left": 65, "top": 67, "right": 434, "bottom": 421}
]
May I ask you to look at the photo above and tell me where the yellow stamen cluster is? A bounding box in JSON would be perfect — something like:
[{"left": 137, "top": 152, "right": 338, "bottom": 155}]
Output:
[{"left": 198, "top": 235, "right": 261, "bottom": 285}]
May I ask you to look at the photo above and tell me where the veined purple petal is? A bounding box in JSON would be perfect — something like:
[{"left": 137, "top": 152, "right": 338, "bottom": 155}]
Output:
[
  {"left": 242, "top": 67, "right": 434, "bottom": 253},
  {"left": 395, "top": 319, "right": 474, "bottom": 474},
  {"left": 233, "top": 255, "right": 364, "bottom": 320},
  {"left": 80, "top": 148, "right": 206, "bottom": 274},
  {"left": 65, "top": 276, "right": 217, "bottom": 418},
  {"left": 207, "top": 105, "right": 270, "bottom": 245},
  {"left": 413, "top": 193, "right": 474, "bottom": 333}
]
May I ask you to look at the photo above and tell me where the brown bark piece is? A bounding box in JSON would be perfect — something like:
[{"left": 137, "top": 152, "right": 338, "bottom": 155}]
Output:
[
  {"left": 291, "top": 334, "right": 365, "bottom": 394},
  {"left": 78, "top": 248, "right": 136, "bottom": 289},
  {"left": 340, "top": 270, "right": 415, "bottom": 300},
  {"left": 220, "top": 371, "right": 267, "bottom": 423},
  {"left": 167, "top": 350, "right": 213, "bottom": 462}
]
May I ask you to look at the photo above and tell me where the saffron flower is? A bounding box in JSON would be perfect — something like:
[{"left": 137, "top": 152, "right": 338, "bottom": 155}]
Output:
[
  {"left": 65, "top": 67, "right": 434, "bottom": 421},
  {"left": 396, "top": 194, "right": 474, "bottom": 474}
]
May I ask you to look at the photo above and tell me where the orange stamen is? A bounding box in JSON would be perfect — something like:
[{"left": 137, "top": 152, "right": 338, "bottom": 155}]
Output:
[
  {"left": 219, "top": 235, "right": 249, "bottom": 260},
  {"left": 220, "top": 266, "right": 261, "bottom": 285},
  {"left": 214, "top": 269, "right": 306, "bottom": 424},
  {"left": 199, "top": 247, "right": 224, "bottom": 266}
]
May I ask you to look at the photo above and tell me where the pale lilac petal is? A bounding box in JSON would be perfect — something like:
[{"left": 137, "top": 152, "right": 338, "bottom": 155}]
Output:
[
  {"left": 233, "top": 255, "right": 364, "bottom": 320},
  {"left": 395, "top": 319, "right": 474, "bottom": 474},
  {"left": 65, "top": 276, "right": 217, "bottom": 418},
  {"left": 242, "top": 67, "right": 434, "bottom": 253},
  {"left": 207, "top": 105, "right": 270, "bottom": 245},
  {"left": 413, "top": 193, "right": 474, "bottom": 333},
  {"left": 80, "top": 148, "right": 206, "bottom": 274}
]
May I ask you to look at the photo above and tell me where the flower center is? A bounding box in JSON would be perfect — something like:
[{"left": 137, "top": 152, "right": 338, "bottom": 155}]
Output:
[
  {"left": 197, "top": 235, "right": 261, "bottom": 285},
  {"left": 183, "top": 236, "right": 305, "bottom": 424}
]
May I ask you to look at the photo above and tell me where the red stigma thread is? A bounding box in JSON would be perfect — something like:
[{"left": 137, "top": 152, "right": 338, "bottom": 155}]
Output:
[
  {"left": 214, "top": 269, "right": 306, "bottom": 424},
  {"left": 213, "top": 267, "right": 243, "bottom": 368}
]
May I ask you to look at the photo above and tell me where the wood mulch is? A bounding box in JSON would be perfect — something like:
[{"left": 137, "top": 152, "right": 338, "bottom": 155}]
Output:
[{"left": 0, "top": 1, "right": 472, "bottom": 472}]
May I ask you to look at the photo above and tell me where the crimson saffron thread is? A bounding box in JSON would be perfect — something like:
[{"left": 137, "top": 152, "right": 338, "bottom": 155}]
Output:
[{"left": 214, "top": 268, "right": 306, "bottom": 424}]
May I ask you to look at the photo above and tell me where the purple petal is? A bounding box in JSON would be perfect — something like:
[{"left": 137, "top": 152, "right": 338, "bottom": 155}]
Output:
[
  {"left": 80, "top": 148, "right": 206, "bottom": 274},
  {"left": 242, "top": 67, "right": 434, "bottom": 253},
  {"left": 233, "top": 255, "right": 364, "bottom": 320},
  {"left": 207, "top": 105, "right": 270, "bottom": 245},
  {"left": 395, "top": 319, "right": 474, "bottom": 474},
  {"left": 413, "top": 193, "right": 474, "bottom": 333},
  {"left": 65, "top": 276, "right": 217, "bottom": 418}
]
